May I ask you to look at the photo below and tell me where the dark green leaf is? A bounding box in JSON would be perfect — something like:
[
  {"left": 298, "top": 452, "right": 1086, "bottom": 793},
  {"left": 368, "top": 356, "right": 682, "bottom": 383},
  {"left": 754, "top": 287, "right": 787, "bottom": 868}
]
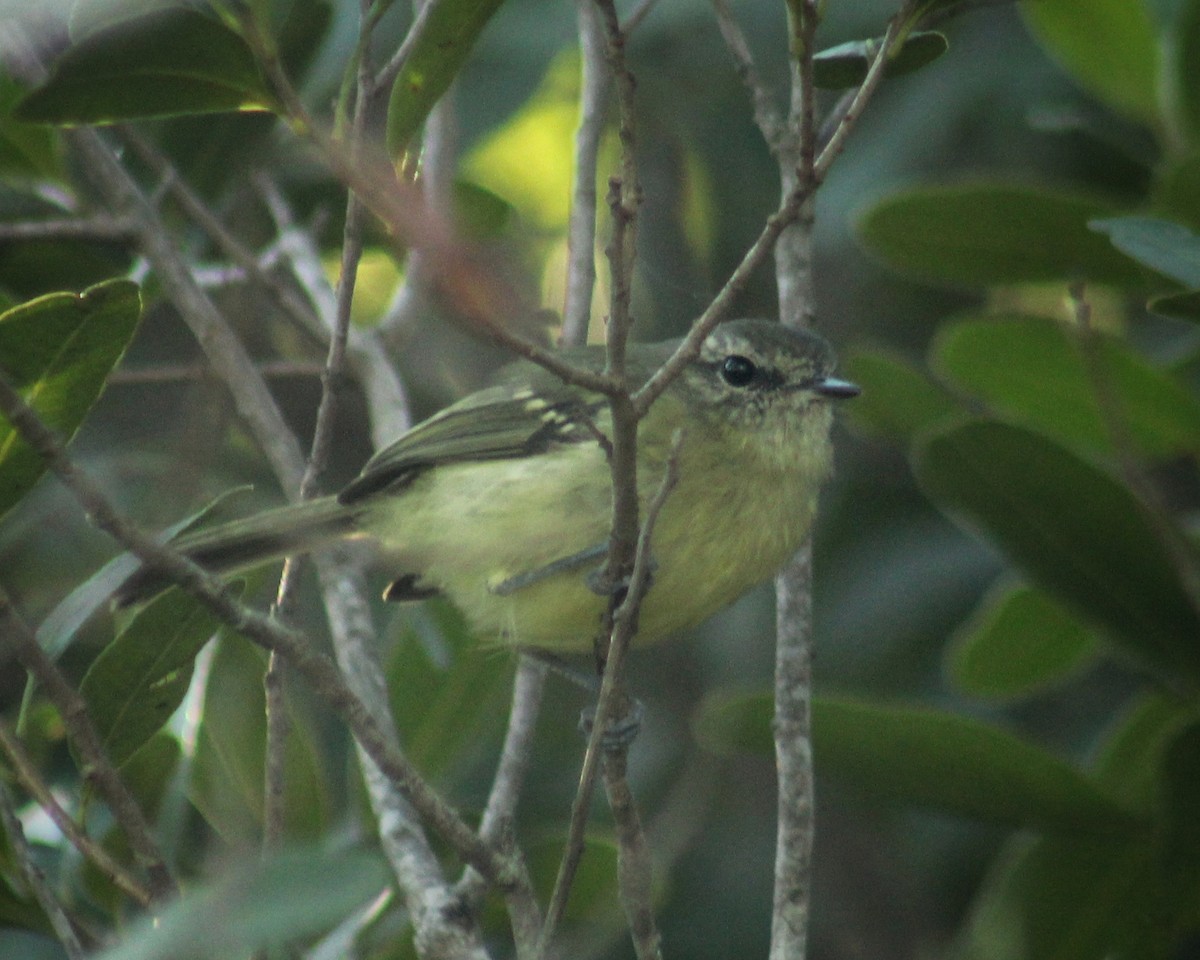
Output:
[
  {"left": 694, "top": 691, "right": 1138, "bottom": 833},
  {"left": 388, "top": 599, "right": 511, "bottom": 782},
  {"left": 1018, "top": 0, "right": 1160, "bottom": 125},
  {"left": 1148, "top": 289, "right": 1200, "bottom": 321},
  {"left": 1175, "top": 0, "right": 1200, "bottom": 143},
  {"left": 0, "top": 875, "right": 51, "bottom": 937},
  {"left": 1152, "top": 149, "right": 1200, "bottom": 232},
  {"left": 915, "top": 420, "right": 1200, "bottom": 682},
  {"left": 814, "top": 698, "right": 1138, "bottom": 833},
  {"left": 98, "top": 846, "right": 388, "bottom": 960},
  {"left": 35, "top": 490, "right": 254, "bottom": 663},
  {"left": 15, "top": 9, "right": 273, "bottom": 125},
  {"left": 386, "top": 0, "right": 507, "bottom": 159},
  {"left": 858, "top": 184, "right": 1143, "bottom": 286},
  {"left": 0, "top": 76, "right": 61, "bottom": 179},
  {"left": 0, "top": 279, "right": 141, "bottom": 521},
  {"left": 1090, "top": 216, "right": 1200, "bottom": 287},
  {"left": 526, "top": 836, "right": 621, "bottom": 927},
  {"left": 955, "top": 696, "right": 1195, "bottom": 960},
  {"left": 1159, "top": 722, "right": 1200, "bottom": 921},
  {"left": 932, "top": 315, "right": 1200, "bottom": 457},
  {"left": 79, "top": 589, "right": 230, "bottom": 768},
  {"left": 842, "top": 349, "right": 960, "bottom": 443},
  {"left": 948, "top": 583, "right": 1097, "bottom": 699},
  {"left": 813, "top": 31, "right": 948, "bottom": 90}
]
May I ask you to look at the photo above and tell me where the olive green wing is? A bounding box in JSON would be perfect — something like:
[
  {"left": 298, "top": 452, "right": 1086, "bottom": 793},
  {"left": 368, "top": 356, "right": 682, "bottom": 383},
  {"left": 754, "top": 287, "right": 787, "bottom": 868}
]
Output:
[{"left": 337, "top": 379, "right": 608, "bottom": 505}]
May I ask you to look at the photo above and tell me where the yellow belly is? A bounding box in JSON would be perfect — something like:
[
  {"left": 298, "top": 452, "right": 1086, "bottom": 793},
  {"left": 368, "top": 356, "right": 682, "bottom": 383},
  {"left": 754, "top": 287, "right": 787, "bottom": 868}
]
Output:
[{"left": 366, "top": 418, "right": 826, "bottom": 651}]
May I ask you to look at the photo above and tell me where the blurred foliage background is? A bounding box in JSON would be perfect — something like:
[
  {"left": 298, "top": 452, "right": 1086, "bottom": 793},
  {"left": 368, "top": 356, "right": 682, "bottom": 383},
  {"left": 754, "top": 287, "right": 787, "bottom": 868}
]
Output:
[{"left": 2, "top": 0, "right": 1200, "bottom": 958}]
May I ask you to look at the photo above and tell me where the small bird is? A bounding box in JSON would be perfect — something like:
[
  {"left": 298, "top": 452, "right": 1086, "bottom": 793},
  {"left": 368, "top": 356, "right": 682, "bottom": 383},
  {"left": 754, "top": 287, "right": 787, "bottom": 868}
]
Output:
[{"left": 120, "top": 319, "right": 858, "bottom": 651}]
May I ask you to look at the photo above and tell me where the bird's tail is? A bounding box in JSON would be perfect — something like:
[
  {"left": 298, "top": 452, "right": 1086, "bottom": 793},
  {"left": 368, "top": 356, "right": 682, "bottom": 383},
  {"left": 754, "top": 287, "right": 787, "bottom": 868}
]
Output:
[{"left": 117, "top": 496, "right": 359, "bottom": 605}]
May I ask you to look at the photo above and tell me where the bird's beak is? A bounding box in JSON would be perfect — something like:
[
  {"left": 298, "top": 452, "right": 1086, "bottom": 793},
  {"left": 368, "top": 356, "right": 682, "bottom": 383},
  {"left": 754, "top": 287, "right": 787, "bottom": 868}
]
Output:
[{"left": 814, "top": 376, "right": 860, "bottom": 399}]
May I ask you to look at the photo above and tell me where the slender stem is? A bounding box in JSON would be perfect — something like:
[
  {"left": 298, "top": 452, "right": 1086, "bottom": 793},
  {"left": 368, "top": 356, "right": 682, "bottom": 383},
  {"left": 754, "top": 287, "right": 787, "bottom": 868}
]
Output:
[
  {"left": 0, "top": 586, "right": 177, "bottom": 904},
  {"left": 0, "top": 778, "right": 87, "bottom": 960},
  {"left": 562, "top": 0, "right": 609, "bottom": 347},
  {"left": 0, "top": 720, "right": 155, "bottom": 908},
  {"left": 457, "top": 656, "right": 549, "bottom": 959},
  {"left": 710, "top": 0, "right": 783, "bottom": 147}
]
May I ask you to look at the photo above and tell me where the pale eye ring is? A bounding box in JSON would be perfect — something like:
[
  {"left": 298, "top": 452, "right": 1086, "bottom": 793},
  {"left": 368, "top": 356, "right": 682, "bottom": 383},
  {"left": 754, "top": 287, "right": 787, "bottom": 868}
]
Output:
[{"left": 721, "top": 354, "right": 758, "bottom": 387}]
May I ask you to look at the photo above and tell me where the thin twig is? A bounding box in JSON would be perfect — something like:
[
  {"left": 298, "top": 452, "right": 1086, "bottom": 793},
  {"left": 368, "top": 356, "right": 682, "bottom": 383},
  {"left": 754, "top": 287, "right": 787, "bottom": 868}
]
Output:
[
  {"left": 118, "top": 130, "right": 324, "bottom": 342},
  {"left": 313, "top": 555, "right": 495, "bottom": 960},
  {"left": 539, "top": 430, "right": 682, "bottom": 957},
  {"left": 0, "top": 586, "right": 177, "bottom": 904},
  {"left": 0, "top": 778, "right": 87, "bottom": 960},
  {"left": 710, "top": 0, "right": 783, "bottom": 147},
  {"left": 542, "top": 5, "right": 646, "bottom": 949},
  {"left": 256, "top": 175, "right": 413, "bottom": 449},
  {"left": 109, "top": 359, "right": 325, "bottom": 385},
  {"left": 0, "top": 216, "right": 134, "bottom": 241},
  {"left": 0, "top": 719, "right": 155, "bottom": 908},
  {"left": 621, "top": 0, "right": 659, "bottom": 33},
  {"left": 600, "top": 750, "right": 660, "bottom": 960},
  {"left": 562, "top": 0, "right": 609, "bottom": 348},
  {"left": 457, "top": 655, "right": 550, "bottom": 959},
  {"left": 631, "top": 185, "right": 809, "bottom": 415},
  {"left": 768, "top": 7, "right": 918, "bottom": 960},
  {"left": 65, "top": 126, "right": 308, "bottom": 495},
  {"left": 813, "top": 2, "right": 917, "bottom": 183}
]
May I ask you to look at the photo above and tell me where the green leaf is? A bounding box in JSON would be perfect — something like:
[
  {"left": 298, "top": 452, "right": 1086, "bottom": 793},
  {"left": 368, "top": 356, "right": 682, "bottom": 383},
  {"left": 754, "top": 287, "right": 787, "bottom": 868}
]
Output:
[
  {"left": 858, "top": 184, "right": 1143, "bottom": 287},
  {"left": 915, "top": 420, "right": 1200, "bottom": 682},
  {"left": 1019, "top": 0, "right": 1160, "bottom": 126},
  {"left": 932, "top": 315, "right": 1200, "bottom": 457},
  {"left": 0, "top": 76, "right": 61, "bottom": 179},
  {"left": 15, "top": 8, "right": 274, "bottom": 125},
  {"left": 386, "top": 0, "right": 508, "bottom": 159},
  {"left": 97, "top": 846, "right": 388, "bottom": 960},
  {"left": 35, "top": 490, "right": 253, "bottom": 663},
  {"left": 1090, "top": 215, "right": 1200, "bottom": 287},
  {"left": 842, "top": 349, "right": 961, "bottom": 443},
  {"left": 526, "top": 836, "right": 622, "bottom": 927},
  {"left": 190, "top": 634, "right": 331, "bottom": 841},
  {"left": 0, "top": 279, "right": 141, "bottom": 521},
  {"left": 948, "top": 583, "right": 1097, "bottom": 699},
  {"left": 955, "top": 696, "right": 1197, "bottom": 960},
  {"left": 813, "top": 31, "right": 948, "bottom": 90},
  {"left": 1158, "top": 722, "right": 1200, "bottom": 923},
  {"left": 1151, "top": 149, "right": 1200, "bottom": 233},
  {"left": 694, "top": 691, "right": 1138, "bottom": 833},
  {"left": 1148, "top": 288, "right": 1200, "bottom": 321},
  {"left": 1175, "top": 0, "right": 1200, "bottom": 143},
  {"left": 388, "top": 599, "right": 512, "bottom": 782},
  {"left": 79, "top": 589, "right": 230, "bottom": 768},
  {"left": 814, "top": 698, "right": 1139, "bottom": 833}
]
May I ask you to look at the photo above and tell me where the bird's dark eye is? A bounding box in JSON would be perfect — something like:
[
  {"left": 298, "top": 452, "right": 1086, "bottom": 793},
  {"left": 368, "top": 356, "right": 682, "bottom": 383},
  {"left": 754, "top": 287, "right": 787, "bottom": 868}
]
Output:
[{"left": 721, "top": 355, "right": 758, "bottom": 387}]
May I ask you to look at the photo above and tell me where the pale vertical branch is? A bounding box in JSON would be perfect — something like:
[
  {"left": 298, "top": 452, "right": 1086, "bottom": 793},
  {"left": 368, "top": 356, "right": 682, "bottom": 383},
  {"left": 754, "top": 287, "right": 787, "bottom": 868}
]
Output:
[
  {"left": 457, "top": 656, "right": 550, "bottom": 959},
  {"left": 770, "top": 5, "right": 819, "bottom": 952},
  {"left": 314, "top": 556, "right": 494, "bottom": 960},
  {"left": 562, "top": 0, "right": 610, "bottom": 346},
  {"left": 769, "top": 6, "right": 916, "bottom": 960}
]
